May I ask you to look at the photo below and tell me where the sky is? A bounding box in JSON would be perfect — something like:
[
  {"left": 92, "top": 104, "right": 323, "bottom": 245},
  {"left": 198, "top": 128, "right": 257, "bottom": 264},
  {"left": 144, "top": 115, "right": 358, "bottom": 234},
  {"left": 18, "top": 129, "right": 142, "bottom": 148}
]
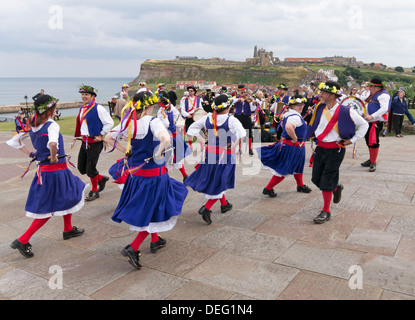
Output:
[{"left": 1, "top": 0, "right": 415, "bottom": 78}]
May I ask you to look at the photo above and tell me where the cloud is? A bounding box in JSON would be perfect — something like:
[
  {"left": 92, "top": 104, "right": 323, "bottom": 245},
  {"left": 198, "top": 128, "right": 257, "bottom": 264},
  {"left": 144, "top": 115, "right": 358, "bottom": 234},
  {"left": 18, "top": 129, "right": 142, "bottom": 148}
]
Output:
[{"left": 1, "top": 0, "right": 415, "bottom": 77}]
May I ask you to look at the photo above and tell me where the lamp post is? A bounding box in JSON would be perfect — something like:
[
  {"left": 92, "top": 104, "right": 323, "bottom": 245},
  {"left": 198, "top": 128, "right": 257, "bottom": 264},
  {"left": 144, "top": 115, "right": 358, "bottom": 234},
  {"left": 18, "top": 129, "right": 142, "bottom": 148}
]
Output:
[{"left": 24, "top": 95, "right": 28, "bottom": 107}]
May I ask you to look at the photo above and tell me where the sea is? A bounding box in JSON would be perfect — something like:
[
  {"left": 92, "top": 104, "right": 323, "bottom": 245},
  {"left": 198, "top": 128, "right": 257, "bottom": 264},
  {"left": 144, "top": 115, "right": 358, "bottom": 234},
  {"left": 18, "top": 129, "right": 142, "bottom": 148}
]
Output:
[{"left": 0, "top": 77, "right": 134, "bottom": 118}]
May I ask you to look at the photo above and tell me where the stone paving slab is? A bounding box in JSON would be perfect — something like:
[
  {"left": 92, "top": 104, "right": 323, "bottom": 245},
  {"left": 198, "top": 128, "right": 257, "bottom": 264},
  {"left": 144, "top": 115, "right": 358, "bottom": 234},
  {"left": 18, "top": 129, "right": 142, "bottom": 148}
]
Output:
[{"left": 1, "top": 131, "right": 415, "bottom": 301}]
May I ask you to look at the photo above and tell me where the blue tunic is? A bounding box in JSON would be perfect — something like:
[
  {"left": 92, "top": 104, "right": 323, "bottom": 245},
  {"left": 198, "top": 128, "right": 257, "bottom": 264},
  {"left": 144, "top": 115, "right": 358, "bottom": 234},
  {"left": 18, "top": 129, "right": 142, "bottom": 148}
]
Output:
[
  {"left": 26, "top": 121, "right": 85, "bottom": 217},
  {"left": 257, "top": 113, "right": 307, "bottom": 176},
  {"left": 165, "top": 110, "right": 191, "bottom": 164},
  {"left": 185, "top": 116, "right": 236, "bottom": 198},
  {"left": 111, "top": 118, "right": 188, "bottom": 233}
]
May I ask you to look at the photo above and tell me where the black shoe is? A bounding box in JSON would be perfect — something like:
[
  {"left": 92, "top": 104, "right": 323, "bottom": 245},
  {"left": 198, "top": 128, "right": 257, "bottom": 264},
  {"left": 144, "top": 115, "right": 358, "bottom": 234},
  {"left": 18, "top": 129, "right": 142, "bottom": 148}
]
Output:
[
  {"left": 249, "top": 149, "right": 254, "bottom": 156},
  {"left": 369, "top": 163, "right": 376, "bottom": 172},
  {"left": 297, "top": 185, "right": 312, "bottom": 193},
  {"left": 183, "top": 175, "right": 188, "bottom": 183},
  {"left": 10, "top": 239, "right": 34, "bottom": 258},
  {"left": 262, "top": 188, "right": 277, "bottom": 198},
  {"left": 361, "top": 159, "right": 371, "bottom": 167},
  {"left": 313, "top": 211, "right": 331, "bottom": 224},
  {"left": 220, "top": 201, "right": 233, "bottom": 213},
  {"left": 97, "top": 176, "right": 109, "bottom": 192},
  {"left": 85, "top": 190, "right": 99, "bottom": 201},
  {"left": 198, "top": 205, "right": 212, "bottom": 225},
  {"left": 63, "top": 226, "right": 85, "bottom": 240},
  {"left": 333, "top": 184, "right": 343, "bottom": 204},
  {"left": 121, "top": 245, "right": 142, "bottom": 270},
  {"left": 150, "top": 237, "right": 166, "bottom": 253}
]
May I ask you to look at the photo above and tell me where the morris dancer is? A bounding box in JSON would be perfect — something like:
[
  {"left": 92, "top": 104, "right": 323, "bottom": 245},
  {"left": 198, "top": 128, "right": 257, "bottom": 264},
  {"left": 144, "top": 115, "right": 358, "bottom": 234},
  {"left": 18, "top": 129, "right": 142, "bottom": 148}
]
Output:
[
  {"left": 258, "top": 96, "right": 312, "bottom": 198},
  {"left": 185, "top": 95, "right": 246, "bottom": 224},
  {"left": 230, "top": 84, "right": 256, "bottom": 155},
  {"left": 253, "top": 90, "right": 268, "bottom": 130},
  {"left": 157, "top": 91, "right": 191, "bottom": 182},
  {"left": 180, "top": 85, "right": 203, "bottom": 148},
  {"left": 74, "top": 84, "right": 113, "bottom": 201},
  {"left": 104, "top": 91, "right": 188, "bottom": 270},
  {"left": 361, "top": 77, "right": 391, "bottom": 172},
  {"left": 7, "top": 95, "right": 85, "bottom": 258},
  {"left": 271, "top": 84, "right": 290, "bottom": 140},
  {"left": 306, "top": 81, "right": 368, "bottom": 224}
]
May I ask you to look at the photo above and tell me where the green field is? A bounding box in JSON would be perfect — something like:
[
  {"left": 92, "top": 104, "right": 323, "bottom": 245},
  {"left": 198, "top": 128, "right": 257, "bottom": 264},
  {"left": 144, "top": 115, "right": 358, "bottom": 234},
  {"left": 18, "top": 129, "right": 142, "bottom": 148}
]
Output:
[{"left": 0, "top": 116, "right": 121, "bottom": 136}]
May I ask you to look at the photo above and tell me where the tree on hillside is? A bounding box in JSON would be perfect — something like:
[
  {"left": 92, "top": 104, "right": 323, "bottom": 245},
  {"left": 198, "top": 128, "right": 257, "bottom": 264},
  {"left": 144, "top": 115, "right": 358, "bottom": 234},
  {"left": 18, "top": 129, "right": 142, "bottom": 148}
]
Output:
[{"left": 395, "top": 66, "right": 404, "bottom": 73}]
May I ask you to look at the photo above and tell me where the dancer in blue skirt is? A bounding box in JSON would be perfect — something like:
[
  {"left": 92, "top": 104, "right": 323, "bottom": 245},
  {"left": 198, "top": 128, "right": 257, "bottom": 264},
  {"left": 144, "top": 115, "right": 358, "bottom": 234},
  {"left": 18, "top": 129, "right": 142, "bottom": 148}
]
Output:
[
  {"left": 257, "top": 96, "right": 312, "bottom": 198},
  {"left": 185, "top": 95, "right": 246, "bottom": 224},
  {"left": 156, "top": 91, "right": 191, "bottom": 182},
  {"left": 7, "top": 95, "right": 85, "bottom": 258},
  {"left": 105, "top": 91, "right": 188, "bottom": 270}
]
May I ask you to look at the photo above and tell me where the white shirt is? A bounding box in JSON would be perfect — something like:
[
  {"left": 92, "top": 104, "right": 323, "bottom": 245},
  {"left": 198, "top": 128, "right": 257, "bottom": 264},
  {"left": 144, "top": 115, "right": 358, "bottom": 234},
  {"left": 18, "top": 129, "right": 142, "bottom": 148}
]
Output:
[
  {"left": 369, "top": 92, "right": 390, "bottom": 122},
  {"left": 284, "top": 109, "right": 304, "bottom": 128},
  {"left": 136, "top": 87, "right": 153, "bottom": 94},
  {"left": 186, "top": 113, "right": 247, "bottom": 140},
  {"left": 314, "top": 103, "right": 368, "bottom": 144},
  {"left": 6, "top": 119, "right": 60, "bottom": 150},
  {"left": 109, "top": 115, "right": 167, "bottom": 141},
  {"left": 79, "top": 104, "right": 114, "bottom": 136},
  {"left": 157, "top": 106, "right": 181, "bottom": 129},
  {"left": 180, "top": 96, "right": 203, "bottom": 118}
]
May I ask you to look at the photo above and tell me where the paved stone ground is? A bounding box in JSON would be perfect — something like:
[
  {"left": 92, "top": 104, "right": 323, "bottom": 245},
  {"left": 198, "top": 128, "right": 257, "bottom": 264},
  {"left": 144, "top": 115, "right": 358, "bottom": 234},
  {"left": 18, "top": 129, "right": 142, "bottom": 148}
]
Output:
[{"left": 1, "top": 130, "right": 415, "bottom": 300}]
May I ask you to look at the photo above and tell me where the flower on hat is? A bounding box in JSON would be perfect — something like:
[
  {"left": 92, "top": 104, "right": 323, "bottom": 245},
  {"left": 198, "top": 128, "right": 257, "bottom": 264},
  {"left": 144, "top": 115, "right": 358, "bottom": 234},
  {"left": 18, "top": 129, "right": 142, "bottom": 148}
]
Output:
[
  {"left": 31, "top": 96, "right": 59, "bottom": 113},
  {"left": 318, "top": 82, "right": 342, "bottom": 96},
  {"left": 79, "top": 84, "right": 98, "bottom": 95},
  {"left": 288, "top": 97, "right": 307, "bottom": 105}
]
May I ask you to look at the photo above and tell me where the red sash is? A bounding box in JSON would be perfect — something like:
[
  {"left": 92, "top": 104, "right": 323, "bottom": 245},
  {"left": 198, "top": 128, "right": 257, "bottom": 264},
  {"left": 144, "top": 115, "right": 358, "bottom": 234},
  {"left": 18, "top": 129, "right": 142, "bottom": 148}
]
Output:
[
  {"left": 316, "top": 106, "right": 341, "bottom": 141},
  {"left": 114, "top": 166, "right": 167, "bottom": 184},
  {"left": 38, "top": 162, "right": 67, "bottom": 172}
]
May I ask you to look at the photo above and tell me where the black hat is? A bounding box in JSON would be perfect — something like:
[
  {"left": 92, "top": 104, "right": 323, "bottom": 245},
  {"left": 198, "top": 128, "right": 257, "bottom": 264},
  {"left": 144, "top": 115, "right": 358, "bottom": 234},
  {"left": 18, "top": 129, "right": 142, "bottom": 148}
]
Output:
[
  {"left": 32, "top": 94, "right": 59, "bottom": 113},
  {"left": 318, "top": 81, "right": 343, "bottom": 97},
  {"left": 238, "top": 84, "right": 246, "bottom": 90},
  {"left": 157, "top": 90, "right": 170, "bottom": 106},
  {"left": 277, "top": 84, "right": 288, "bottom": 90},
  {"left": 79, "top": 84, "right": 97, "bottom": 96},
  {"left": 132, "top": 91, "right": 159, "bottom": 108},
  {"left": 368, "top": 77, "right": 384, "bottom": 88},
  {"left": 187, "top": 86, "right": 197, "bottom": 92},
  {"left": 214, "top": 94, "right": 229, "bottom": 110},
  {"left": 288, "top": 95, "right": 307, "bottom": 106}
]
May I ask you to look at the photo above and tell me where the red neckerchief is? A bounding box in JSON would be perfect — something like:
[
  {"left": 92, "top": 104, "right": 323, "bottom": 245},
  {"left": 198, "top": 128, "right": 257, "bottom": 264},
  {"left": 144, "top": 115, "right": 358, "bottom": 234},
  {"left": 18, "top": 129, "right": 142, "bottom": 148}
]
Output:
[{"left": 74, "top": 99, "right": 95, "bottom": 137}]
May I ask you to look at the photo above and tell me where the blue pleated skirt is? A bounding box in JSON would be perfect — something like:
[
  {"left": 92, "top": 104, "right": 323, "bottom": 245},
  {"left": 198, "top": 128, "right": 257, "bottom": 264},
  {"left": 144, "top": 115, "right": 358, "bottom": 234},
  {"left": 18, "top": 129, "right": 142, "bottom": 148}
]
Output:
[
  {"left": 25, "top": 169, "right": 86, "bottom": 218},
  {"left": 111, "top": 173, "right": 188, "bottom": 233},
  {"left": 185, "top": 152, "right": 236, "bottom": 198},
  {"left": 257, "top": 142, "right": 306, "bottom": 176}
]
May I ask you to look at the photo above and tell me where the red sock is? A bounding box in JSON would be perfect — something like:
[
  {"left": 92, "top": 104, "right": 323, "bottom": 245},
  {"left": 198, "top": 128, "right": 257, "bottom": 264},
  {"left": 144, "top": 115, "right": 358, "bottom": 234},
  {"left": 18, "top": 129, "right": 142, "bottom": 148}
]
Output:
[
  {"left": 369, "top": 148, "right": 379, "bottom": 164},
  {"left": 18, "top": 218, "right": 50, "bottom": 244},
  {"left": 179, "top": 165, "right": 187, "bottom": 177},
  {"left": 63, "top": 214, "right": 73, "bottom": 232},
  {"left": 130, "top": 231, "right": 149, "bottom": 251},
  {"left": 205, "top": 199, "right": 218, "bottom": 210},
  {"left": 90, "top": 175, "right": 99, "bottom": 192},
  {"left": 265, "top": 175, "right": 285, "bottom": 190},
  {"left": 309, "top": 154, "right": 314, "bottom": 167},
  {"left": 322, "top": 191, "right": 332, "bottom": 213},
  {"left": 151, "top": 233, "right": 159, "bottom": 243},
  {"left": 187, "top": 138, "right": 193, "bottom": 147},
  {"left": 293, "top": 173, "right": 303, "bottom": 187},
  {"left": 249, "top": 138, "right": 252, "bottom": 150},
  {"left": 220, "top": 195, "right": 227, "bottom": 206},
  {"left": 96, "top": 174, "right": 103, "bottom": 182}
]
